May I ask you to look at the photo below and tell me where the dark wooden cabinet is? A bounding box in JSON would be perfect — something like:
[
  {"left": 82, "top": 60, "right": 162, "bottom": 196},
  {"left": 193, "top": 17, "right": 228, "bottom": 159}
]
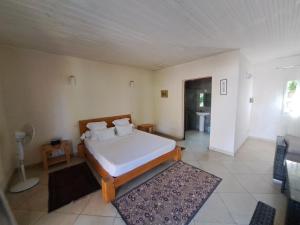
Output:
[{"left": 273, "top": 136, "right": 287, "bottom": 181}]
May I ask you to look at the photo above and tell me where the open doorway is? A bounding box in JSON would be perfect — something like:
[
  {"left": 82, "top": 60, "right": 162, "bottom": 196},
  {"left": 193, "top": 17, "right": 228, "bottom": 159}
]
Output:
[{"left": 183, "top": 77, "right": 212, "bottom": 151}]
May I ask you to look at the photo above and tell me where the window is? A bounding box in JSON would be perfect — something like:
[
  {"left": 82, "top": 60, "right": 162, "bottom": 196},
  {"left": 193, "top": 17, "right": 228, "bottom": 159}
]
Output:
[
  {"left": 284, "top": 80, "right": 300, "bottom": 117},
  {"left": 199, "top": 93, "right": 204, "bottom": 107}
]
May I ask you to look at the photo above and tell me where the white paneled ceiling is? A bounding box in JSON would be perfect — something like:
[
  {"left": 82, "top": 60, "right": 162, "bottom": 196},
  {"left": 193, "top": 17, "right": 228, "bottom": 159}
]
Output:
[{"left": 0, "top": 0, "right": 300, "bottom": 69}]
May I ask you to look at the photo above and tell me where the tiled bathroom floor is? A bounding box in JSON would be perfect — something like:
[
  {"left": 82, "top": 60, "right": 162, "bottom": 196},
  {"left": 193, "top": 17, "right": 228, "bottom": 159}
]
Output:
[
  {"left": 6, "top": 138, "right": 286, "bottom": 225},
  {"left": 178, "top": 130, "right": 210, "bottom": 152}
]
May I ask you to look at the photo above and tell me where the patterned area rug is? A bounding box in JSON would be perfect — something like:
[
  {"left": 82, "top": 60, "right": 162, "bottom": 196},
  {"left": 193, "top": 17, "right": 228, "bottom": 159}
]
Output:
[{"left": 113, "top": 161, "right": 222, "bottom": 225}]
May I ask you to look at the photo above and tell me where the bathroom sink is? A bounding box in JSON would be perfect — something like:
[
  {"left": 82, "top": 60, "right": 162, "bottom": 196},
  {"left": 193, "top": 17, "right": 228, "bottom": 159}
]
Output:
[
  {"left": 196, "top": 112, "right": 210, "bottom": 132},
  {"left": 196, "top": 112, "right": 210, "bottom": 116}
]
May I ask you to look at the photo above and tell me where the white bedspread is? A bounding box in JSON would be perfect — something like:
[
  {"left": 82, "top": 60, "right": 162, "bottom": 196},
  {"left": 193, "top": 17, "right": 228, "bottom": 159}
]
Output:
[{"left": 84, "top": 129, "right": 176, "bottom": 177}]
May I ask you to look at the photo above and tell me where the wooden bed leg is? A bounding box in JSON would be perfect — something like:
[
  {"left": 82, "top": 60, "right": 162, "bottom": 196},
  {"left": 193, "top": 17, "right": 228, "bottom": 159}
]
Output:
[
  {"left": 102, "top": 176, "right": 115, "bottom": 203},
  {"left": 174, "top": 146, "right": 182, "bottom": 161},
  {"left": 77, "top": 143, "right": 86, "bottom": 158}
]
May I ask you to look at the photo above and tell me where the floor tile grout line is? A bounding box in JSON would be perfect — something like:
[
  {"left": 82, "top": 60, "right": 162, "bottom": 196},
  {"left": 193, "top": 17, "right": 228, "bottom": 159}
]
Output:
[
  {"left": 187, "top": 156, "right": 242, "bottom": 224},
  {"left": 79, "top": 212, "right": 118, "bottom": 218},
  {"left": 232, "top": 172, "right": 282, "bottom": 196},
  {"left": 29, "top": 211, "right": 48, "bottom": 225},
  {"left": 72, "top": 214, "right": 118, "bottom": 225},
  {"left": 227, "top": 169, "right": 270, "bottom": 224},
  {"left": 77, "top": 195, "right": 92, "bottom": 215},
  {"left": 216, "top": 192, "right": 238, "bottom": 225},
  {"left": 192, "top": 145, "right": 286, "bottom": 225},
  {"left": 215, "top": 160, "right": 263, "bottom": 224},
  {"left": 71, "top": 214, "right": 80, "bottom": 225}
]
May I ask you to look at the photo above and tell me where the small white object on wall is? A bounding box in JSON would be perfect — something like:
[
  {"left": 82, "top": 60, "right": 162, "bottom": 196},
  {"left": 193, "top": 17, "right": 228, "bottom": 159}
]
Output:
[
  {"left": 129, "top": 80, "right": 134, "bottom": 87},
  {"left": 68, "top": 75, "right": 77, "bottom": 87}
]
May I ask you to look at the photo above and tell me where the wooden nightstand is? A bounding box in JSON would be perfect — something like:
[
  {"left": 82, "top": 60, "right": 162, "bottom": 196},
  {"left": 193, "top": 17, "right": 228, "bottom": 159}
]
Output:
[
  {"left": 41, "top": 140, "right": 71, "bottom": 170},
  {"left": 137, "top": 124, "right": 155, "bottom": 133}
]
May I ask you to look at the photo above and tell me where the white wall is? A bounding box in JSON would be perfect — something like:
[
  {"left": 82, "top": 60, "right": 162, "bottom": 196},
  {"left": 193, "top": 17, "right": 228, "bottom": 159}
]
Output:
[
  {"left": 0, "top": 46, "right": 154, "bottom": 166},
  {"left": 234, "top": 54, "right": 253, "bottom": 151},
  {"left": 250, "top": 55, "right": 300, "bottom": 140},
  {"left": 154, "top": 51, "right": 240, "bottom": 155},
  {"left": 2, "top": 42, "right": 291, "bottom": 177},
  {"left": 0, "top": 70, "right": 13, "bottom": 189}
]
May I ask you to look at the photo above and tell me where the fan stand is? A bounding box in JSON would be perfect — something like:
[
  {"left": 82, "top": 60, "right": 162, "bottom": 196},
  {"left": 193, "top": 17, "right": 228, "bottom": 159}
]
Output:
[{"left": 10, "top": 139, "right": 39, "bottom": 193}]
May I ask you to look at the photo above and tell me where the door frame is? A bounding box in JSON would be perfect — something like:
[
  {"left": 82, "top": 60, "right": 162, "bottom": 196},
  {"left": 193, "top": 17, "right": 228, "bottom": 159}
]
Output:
[{"left": 183, "top": 76, "right": 212, "bottom": 140}]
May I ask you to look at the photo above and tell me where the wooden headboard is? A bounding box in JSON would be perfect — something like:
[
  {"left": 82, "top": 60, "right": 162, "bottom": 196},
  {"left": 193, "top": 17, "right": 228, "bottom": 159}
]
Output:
[{"left": 79, "top": 114, "right": 132, "bottom": 135}]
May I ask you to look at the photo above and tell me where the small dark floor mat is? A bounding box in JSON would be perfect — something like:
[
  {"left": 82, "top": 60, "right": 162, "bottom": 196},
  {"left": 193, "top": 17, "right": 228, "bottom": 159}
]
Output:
[{"left": 48, "top": 163, "right": 100, "bottom": 212}]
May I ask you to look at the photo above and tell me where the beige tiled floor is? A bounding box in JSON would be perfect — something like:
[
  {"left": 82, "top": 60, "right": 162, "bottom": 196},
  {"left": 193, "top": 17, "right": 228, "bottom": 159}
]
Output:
[
  {"left": 179, "top": 130, "right": 210, "bottom": 152},
  {"left": 6, "top": 138, "right": 286, "bottom": 225}
]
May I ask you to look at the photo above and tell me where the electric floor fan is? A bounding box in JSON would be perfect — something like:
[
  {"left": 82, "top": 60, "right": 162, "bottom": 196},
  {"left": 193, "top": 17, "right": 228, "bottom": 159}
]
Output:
[{"left": 10, "top": 124, "right": 39, "bottom": 193}]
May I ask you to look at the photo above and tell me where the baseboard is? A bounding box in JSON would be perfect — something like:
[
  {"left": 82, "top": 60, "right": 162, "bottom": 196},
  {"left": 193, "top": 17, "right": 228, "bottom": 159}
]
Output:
[
  {"left": 248, "top": 135, "right": 276, "bottom": 143},
  {"left": 209, "top": 146, "right": 234, "bottom": 156},
  {"left": 154, "top": 131, "right": 183, "bottom": 141}
]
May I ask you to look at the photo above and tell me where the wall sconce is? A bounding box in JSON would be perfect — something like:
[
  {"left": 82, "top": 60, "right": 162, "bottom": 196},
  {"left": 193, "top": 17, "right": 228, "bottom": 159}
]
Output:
[
  {"left": 68, "top": 75, "right": 77, "bottom": 87},
  {"left": 129, "top": 80, "right": 134, "bottom": 88}
]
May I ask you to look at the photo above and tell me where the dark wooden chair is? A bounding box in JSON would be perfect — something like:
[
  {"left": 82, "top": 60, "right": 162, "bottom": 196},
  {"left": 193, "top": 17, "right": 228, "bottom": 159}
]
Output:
[{"left": 249, "top": 201, "right": 276, "bottom": 225}]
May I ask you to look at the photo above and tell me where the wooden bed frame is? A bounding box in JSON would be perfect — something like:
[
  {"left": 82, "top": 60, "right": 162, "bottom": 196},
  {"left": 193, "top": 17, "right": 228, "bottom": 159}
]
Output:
[{"left": 78, "top": 114, "right": 181, "bottom": 203}]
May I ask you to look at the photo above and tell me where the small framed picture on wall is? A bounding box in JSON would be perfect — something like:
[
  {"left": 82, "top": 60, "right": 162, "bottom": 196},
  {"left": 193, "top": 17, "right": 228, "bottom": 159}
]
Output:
[
  {"left": 220, "top": 79, "right": 227, "bottom": 95},
  {"left": 161, "top": 90, "right": 168, "bottom": 98}
]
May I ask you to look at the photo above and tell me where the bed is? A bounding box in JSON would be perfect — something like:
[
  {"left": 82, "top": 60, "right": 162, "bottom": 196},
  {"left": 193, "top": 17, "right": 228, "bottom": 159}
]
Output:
[{"left": 77, "top": 114, "right": 181, "bottom": 203}]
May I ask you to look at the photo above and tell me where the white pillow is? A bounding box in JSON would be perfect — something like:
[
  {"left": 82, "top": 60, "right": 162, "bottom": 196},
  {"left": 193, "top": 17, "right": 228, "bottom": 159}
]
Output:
[
  {"left": 112, "top": 118, "right": 130, "bottom": 126},
  {"left": 115, "top": 124, "right": 133, "bottom": 136},
  {"left": 93, "top": 127, "right": 116, "bottom": 141},
  {"left": 80, "top": 130, "right": 92, "bottom": 140},
  {"left": 87, "top": 121, "right": 107, "bottom": 131}
]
